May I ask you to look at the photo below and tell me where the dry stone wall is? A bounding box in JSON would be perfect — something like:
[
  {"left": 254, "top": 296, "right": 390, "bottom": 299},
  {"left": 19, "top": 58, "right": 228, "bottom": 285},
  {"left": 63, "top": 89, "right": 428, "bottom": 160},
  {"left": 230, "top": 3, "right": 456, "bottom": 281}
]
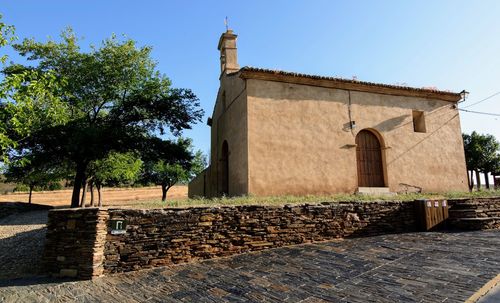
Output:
[
  {"left": 43, "top": 208, "right": 108, "bottom": 279},
  {"left": 103, "top": 201, "right": 415, "bottom": 274},
  {"left": 448, "top": 197, "right": 500, "bottom": 230},
  {"left": 42, "top": 197, "right": 500, "bottom": 279}
]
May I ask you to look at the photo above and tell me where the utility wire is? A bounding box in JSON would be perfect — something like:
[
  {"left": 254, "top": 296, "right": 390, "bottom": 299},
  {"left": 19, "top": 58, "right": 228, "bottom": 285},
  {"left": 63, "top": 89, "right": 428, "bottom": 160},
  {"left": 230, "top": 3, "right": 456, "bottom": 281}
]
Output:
[
  {"left": 462, "top": 91, "right": 500, "bottom": 108},
  {"left": 458, "top": 108, "right": 500, "bottom": 117}
]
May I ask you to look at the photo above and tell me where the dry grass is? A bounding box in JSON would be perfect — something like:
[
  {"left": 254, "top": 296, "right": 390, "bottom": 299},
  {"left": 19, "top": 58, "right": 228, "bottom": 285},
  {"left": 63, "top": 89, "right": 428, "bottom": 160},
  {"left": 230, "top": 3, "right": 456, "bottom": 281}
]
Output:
[
  {"left": 1, "top": 185, "right": 498, "bottom": 209},
  {"left": 0, "top": 186, "right": 188, "bottom": 208},
  {"left": 131, "top": 189, "right": 500, "bottom": 209}
]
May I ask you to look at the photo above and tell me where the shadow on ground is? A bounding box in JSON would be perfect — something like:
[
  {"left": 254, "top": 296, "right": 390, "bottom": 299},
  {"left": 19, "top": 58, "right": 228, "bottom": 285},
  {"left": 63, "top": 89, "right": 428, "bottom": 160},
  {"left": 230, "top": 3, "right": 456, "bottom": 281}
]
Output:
[
  {"left": 0, "top": 202, "right": 52, "bottom": 221},
  {"left": 0, "top": 276, "right": 76, "bottom": 288},
  {"left": 0, "top": 207, "right": 50, "bottom": 287},
  {"left": 0, "top": 227, "right": 48, "bottom": 281}
]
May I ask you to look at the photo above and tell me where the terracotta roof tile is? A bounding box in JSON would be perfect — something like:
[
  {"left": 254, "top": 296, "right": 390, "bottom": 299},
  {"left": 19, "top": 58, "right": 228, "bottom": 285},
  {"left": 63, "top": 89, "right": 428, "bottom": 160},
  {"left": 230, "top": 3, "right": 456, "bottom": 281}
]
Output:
[{"left": 239, "top": 66, "right": 461, "bottom": 99}]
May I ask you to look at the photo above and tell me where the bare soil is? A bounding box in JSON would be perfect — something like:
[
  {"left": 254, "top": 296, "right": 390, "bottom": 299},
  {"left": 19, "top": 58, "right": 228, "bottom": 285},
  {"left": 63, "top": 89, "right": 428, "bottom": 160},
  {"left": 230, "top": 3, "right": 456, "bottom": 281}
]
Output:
[{"left": 0, "top": 185, "right": 188, "bottom": 208}]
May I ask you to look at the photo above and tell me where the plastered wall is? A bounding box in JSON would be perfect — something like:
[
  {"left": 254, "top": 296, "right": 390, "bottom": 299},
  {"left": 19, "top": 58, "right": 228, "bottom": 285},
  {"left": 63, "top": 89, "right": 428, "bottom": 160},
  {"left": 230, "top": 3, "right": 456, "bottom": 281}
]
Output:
[
  {"left": 205, "top": 73, "right": 248, "bottom": 197},
  {"left": 246, "top": 79, "right": 468, "bottom": 195}
]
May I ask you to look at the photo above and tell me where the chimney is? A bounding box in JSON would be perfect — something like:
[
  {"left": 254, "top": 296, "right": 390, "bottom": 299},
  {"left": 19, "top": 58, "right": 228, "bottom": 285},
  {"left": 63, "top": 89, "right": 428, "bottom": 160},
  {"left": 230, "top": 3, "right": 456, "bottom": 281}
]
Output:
[{"left": 218, "top": 29, "right": 239, "bottom": 75}]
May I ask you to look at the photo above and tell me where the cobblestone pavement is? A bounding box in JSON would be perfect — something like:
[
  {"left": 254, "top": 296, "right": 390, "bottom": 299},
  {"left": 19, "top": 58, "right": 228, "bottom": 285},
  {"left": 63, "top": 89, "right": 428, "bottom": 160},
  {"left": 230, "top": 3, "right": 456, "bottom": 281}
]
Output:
[
  {"left": 0, "top": 210, "right": 48, "bottom": 280},
  {"left": 0, "top": 229, "right": 499, "bottom": 302}
]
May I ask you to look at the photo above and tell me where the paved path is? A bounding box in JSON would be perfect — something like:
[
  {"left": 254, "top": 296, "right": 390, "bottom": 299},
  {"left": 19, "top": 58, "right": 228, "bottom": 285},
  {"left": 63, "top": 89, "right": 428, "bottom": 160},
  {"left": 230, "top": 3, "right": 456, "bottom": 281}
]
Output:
[
  {"left": 1, "top": 229, "right": 499, "bottom": 302},
  {"left": 0, "top": 210, "right": 48, "bottom": 280}
]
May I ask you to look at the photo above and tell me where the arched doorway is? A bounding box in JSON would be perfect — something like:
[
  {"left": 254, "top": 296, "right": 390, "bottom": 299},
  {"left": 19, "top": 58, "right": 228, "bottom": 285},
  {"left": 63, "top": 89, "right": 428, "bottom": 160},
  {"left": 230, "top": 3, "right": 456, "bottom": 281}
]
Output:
[
  {"left": 355, "top": 130, "right": 385, "bottom": 187},
  {"left": 220, "top": 140, "right": 229, "bottom": 195}
]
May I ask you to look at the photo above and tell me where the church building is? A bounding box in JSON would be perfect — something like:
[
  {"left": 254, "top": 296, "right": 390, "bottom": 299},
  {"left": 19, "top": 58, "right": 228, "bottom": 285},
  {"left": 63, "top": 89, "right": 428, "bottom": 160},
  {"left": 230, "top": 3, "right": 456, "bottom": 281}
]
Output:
[{"left": 188, "top": 30, "right": 468, "bottom": 198}]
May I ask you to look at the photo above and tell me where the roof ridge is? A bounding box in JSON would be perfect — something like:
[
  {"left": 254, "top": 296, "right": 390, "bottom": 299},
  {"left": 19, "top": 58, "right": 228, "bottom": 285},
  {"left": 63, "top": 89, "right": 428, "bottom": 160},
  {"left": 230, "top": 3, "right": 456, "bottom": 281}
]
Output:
[{"left": 239, "top": 66, "right": 460, "bottom": 96}]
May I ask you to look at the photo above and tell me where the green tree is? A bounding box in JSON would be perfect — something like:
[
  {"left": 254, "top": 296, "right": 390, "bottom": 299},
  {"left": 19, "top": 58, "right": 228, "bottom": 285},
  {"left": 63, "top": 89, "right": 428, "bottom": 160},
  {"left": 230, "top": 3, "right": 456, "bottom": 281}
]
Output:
[
  {"left": 190, "top": 150, "right": 208, "bottom": 179},
  {"left": 4, "top": 156, "right": 65, "bottom": 204},
  {"left": 87, "top": 152, "right": 142, "bottom": 207},
  {"left": 463, "top": 132, "right": 500, "bottom": 190},
  {"left": 141, "top": 138, "right": 205, "bottom": 202},
  {"left": 150, "top": 161, "right": 188, "bottom": 202},
  {"left": 0, "top": 14, "right": 16, "bottom": 63},
  {"left": 1, "top": 29, "right": 203, "bottom": 207},
  {"left": 463, "top": 133, "right": 478, "bottom": 190},
  {"left": 481, "top": 141, "right": 500, "bottom": 189}
]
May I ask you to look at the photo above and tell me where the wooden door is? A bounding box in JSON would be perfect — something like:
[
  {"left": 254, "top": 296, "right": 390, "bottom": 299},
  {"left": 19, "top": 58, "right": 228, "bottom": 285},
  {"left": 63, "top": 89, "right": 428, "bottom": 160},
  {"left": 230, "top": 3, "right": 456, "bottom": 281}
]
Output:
[{"left": 356, "top": 130, "right": 385, "bottom": 187}]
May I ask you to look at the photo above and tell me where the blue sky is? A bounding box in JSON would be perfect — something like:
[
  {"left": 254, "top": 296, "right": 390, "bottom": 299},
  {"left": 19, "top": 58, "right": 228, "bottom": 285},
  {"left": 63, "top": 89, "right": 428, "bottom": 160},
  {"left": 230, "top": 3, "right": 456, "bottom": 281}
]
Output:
[{"left": 1, "top": 1, "right": 499, "bottom": 155}]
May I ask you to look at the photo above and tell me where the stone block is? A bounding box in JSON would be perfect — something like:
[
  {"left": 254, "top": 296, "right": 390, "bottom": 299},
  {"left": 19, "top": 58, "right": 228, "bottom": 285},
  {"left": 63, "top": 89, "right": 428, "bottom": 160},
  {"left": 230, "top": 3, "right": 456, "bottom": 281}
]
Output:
[
  {"left": 66, "top": 219, "right": 76, "bottom": 229},
  {"left": 171, "top": 238, "right": 190, "bottom": 243},
  {"left": 200, "top": 214, "right": 216, "bottom": 222},
  {"left": 59, "top": 268, "right": 78, "bottom": 277}
]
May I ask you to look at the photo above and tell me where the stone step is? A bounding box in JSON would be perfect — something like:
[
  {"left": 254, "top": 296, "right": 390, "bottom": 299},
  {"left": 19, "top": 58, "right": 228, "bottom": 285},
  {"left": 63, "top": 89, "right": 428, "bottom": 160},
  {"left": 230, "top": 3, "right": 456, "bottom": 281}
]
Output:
[
  {"left": 453, "top": 217, "right": 500, "bottom": 221},
  {"left": 357, "top": 187, "right": 395, "bottom": 196}
]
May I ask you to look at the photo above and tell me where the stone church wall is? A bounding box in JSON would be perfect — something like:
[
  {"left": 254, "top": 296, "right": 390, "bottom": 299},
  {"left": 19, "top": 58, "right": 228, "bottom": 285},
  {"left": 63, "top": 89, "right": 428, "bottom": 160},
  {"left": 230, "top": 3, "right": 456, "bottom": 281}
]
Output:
[{"left": 246, "top": 78, "right": 468, "bottom": 196}]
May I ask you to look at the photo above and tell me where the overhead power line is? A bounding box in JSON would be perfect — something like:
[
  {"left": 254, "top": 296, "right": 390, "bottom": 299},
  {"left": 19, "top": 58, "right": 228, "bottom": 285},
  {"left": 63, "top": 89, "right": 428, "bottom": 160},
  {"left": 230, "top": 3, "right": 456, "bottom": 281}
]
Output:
[
  {"left": 458, "top": 108, "right": 500, "bottom": 117},
  {"left": 462, "top": 91, "right": 500, "bottom": 109}
]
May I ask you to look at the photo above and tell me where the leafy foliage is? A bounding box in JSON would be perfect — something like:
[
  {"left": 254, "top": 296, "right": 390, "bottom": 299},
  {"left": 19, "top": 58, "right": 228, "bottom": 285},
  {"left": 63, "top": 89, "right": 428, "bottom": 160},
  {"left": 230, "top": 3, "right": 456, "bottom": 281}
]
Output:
[
  {"left": 463, "top": 132, "right": 500, "bottom": 190},
  {"left": 3, "top": 155, "right": 66, "bottom": 203},
  {"left": 92, "top": 152, "right": 142, "bottom": 187},
  {"left": 0, "top": 29, "right": 203, "bottom": 207},
  {"left": 190, "top": 150, "right": 208, "bottom": 179},
  {"left": 80, "top": 151, "right": 143, "bottom": 206},
  {"left": 0, "top": 14, "right": 16, "bottom": 64},
  {"left": 141, "top": 138, "right": 206, "bottom": 201}
]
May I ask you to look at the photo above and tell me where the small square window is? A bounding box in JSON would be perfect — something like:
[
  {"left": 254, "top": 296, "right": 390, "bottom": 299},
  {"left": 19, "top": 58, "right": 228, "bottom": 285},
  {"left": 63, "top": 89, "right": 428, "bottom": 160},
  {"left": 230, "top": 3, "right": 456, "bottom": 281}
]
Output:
[{"left": 412, "top": 110, "right": 426, "bottom": 133}]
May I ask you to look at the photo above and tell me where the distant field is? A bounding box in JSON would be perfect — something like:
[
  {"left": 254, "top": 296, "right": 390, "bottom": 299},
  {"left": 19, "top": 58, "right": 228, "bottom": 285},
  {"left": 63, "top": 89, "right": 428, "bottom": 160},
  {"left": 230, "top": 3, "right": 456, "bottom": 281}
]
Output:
[{"left": 0, "top": 185, "right": 188, "bottom": 208}]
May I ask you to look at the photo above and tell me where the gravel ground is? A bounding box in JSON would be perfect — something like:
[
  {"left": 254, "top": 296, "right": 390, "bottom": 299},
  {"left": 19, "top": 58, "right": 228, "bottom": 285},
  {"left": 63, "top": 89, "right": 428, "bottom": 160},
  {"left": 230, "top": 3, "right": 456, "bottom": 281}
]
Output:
[{"left": 0, "top": 210, "right": 48, "bottom": 280}]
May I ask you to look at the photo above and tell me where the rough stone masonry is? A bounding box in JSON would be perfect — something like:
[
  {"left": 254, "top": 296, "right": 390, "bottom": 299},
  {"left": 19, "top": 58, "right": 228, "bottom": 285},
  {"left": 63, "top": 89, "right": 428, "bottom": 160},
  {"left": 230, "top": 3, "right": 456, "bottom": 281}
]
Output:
[{"left": 43, "top": 197, "right": 500, "bottom": 279}]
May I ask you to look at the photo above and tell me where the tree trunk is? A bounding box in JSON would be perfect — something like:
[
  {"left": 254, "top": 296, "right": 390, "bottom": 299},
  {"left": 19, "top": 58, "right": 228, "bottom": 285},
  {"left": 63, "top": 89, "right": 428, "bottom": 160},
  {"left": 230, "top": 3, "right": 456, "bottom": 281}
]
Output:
[
  {"left": 97, "top": 183, "right": 102, "bottom": 207},
  {"left": 475, "top": 170, "right": 481, "bottom": 191},
  {"left": 71, "top": 162, "right": 86, "bottom": 208},
  {"left": 28, "top": 185, "right": 34, "bottom": 205},
  {"left": 470, "top": 170, "right": 474, "bottom": 191},
  {"left": 162, "top": 184, "right": 167, "bottom": 202},
  {"left": 467, "top": 170, "right": 472, "bottom": 191},
  {"left": 469, "top": 170, "right": 475, "bottom": 191},
  {"left": 89, "top": 181, "right": 95, "bottom": 206},
  {"left": 80, "top": 177, "right": 88, "bottom": 208},
  {"left": 485, "top": 172, "right": 490, "bottom": 189}
]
